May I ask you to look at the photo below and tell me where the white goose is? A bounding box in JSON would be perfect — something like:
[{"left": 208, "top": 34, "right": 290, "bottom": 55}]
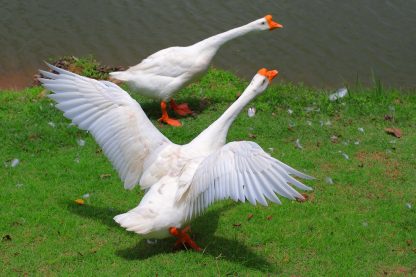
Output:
[
  {"left": 110, "top": 15, "right": 283, "bottom": 126},
  {"left": 40, "top": 65, "right": 313, "bottom": 251}
]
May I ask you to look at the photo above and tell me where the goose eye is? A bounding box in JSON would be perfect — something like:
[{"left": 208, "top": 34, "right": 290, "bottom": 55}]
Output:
[
  {"left": 261, "top": 22, "right": 265, "bottom": 25},
  {"left": 261, "top": 79, "right": 266, "bottom": 85}
]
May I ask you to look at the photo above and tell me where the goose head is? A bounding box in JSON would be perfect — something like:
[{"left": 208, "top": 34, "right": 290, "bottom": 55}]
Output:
[
  {"left": 248, "top": 68, "right": 279, "bottom": 95},
  {"left": 252, "top": 14, "right": 283, "bottom": 31}
]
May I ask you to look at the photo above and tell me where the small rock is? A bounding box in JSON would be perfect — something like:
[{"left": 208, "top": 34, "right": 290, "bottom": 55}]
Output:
[
  {"left": 82, "top": 193, "right": 90, "bottom": 199},
  {"left": 354, "top": 140, "right": 360, "bottom": 145},
  {"left": 358, "top": 127, "right": 365, "bottom": 133},
  {"left": 11, "top": 158, "right": 20, "bottom": 168},
  {"left": 247, "top": 107, "right": 256, "bottom": 118},
  {"left": 287, "top": 109, "right": 293, "bottom": 115},
  {"left": 306, "top": 120, "right": 312, "bottom": 126},
  {"left": 77, "top": 139, "right": 85, "bottom": 147},
  {"left": 329, "top": 87, "right": 348, "bottom": 101},
  {"left": 406, "top": 203, "right": 412, "bottom": 209}
]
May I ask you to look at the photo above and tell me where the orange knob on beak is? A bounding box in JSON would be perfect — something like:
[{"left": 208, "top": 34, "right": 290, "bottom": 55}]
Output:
[
  {"left": 257, "top": 68, "right": 279, "bottom": 82},
  {"left": 265, "top": 15, "right": 283, "bottom": 30},
  {"left": 266, "top": 70, "right": 278, "bottom": 82}
]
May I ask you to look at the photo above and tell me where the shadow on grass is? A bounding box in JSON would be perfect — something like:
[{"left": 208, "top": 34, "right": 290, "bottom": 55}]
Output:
[
  {"left": 65, "top": 201, "right": 276, "bottom": 272},
  {"left": 132, "top": 94, "right": 224, "bottom": 122}
]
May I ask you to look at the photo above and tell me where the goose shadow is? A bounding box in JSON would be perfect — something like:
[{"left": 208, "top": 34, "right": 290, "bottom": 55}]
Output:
[
  {"left": 132, "top": 94, "right": 231, "bottom": 122},
  {"left": 65, "top": 201, "right": 276, "bottom": 272}
]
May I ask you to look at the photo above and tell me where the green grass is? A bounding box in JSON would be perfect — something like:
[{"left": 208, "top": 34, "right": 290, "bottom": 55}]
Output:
[{"left": 1, "top": 68, "right": 415, "bottom": 276}]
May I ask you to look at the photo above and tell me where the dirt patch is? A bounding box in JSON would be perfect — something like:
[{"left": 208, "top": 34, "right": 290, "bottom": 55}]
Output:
[
  {"left": 355, "top": 151, "right": 401, "bottom": 179},
  {"left": 0, "top": 71, "right": 32, "bottom": 90}
]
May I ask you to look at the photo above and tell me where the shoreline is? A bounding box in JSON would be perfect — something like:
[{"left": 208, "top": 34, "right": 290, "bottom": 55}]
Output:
[{"left": 1, "top": 56, "right": 415, "bottom": 93}]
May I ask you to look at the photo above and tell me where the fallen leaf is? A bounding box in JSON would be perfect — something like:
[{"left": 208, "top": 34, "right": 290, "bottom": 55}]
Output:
[
  {"left": 385, "top": 128, "right": 402, "bottom": 138},
  {"left": 296, "top": 193, "right": 309, "bottom": 203},
  {"left": 37, "top": 89, "right": 49, "bottom": 98},
  {"left": 232, "top": 223, "right": 241, "bottom": 227},
  {"left": 74, "top": 199, "right": 85, "bottom": 205},
  {"left": 406, "top": 240, "right": 413, "bottom": 246},
  {"left": 248, "top": 133, "right": 256, "bottom": 139},
  {"left": 247, "top": 214, "right": 253, "bottom": 221},
  {"left": 100, "top": 173, "right": 111, "bottom": 179},
  {"left": 2, "top": 234, "right": 12, "bottom": 241},
  {"left": 384, "top": 114, "right": 393, "bottom": 121},
  {"left": 266, "top": 215, "right": 272, "bottom": 221}
]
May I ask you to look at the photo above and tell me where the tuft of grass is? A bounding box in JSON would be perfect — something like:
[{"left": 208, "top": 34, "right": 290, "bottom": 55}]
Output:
[{"left": 0, "top": 68, "right": 415, "bottom": 275}]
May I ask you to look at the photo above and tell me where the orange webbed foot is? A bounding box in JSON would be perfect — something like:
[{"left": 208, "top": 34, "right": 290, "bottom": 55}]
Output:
[
  {"left": 170, "top": 99, "right": 193, "bottom": 116},
  {"left": 169, "top": 226, "right": 202, "bottom": 252},
  {"left": 158, "top": 116, "right": 182, "bottom": 127},
  {"left": 159, "top": 101, "right": 182, "bottom": 127}
]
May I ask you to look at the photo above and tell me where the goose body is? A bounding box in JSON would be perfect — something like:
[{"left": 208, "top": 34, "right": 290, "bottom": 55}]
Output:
[
  {"left": 40, "top": 65, "right": 313, "bottom": 247},
  {"left": 110, "top": 15, "right": 283, "bottom": 126}
]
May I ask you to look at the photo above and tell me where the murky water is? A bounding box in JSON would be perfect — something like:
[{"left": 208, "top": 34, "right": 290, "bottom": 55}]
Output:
[{"left": 1, "top": 0, "right": 415, "bottom": 89}]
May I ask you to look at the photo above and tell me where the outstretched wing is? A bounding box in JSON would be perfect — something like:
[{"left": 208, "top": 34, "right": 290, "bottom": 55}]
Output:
[
  {"left": 39, "top": 64, "right": 171, "bottom": 189},
  {"left": 186, "top": 141, "right": 314, "bottom": 219}
]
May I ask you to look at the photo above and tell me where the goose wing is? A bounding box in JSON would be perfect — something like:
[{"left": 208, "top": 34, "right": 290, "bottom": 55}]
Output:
[
  {"left": 39, "top": 64, "right": 171, "bottom": 189},
  {"left": 127, "top": 47, "right": 197, "bottom": 78},
  {"left": 186, "top": 141, "right": 313, "bottom": 219}
]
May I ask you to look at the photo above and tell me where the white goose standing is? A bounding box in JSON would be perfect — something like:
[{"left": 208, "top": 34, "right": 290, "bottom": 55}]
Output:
[
  {"left": 110, "top": 15, "right": 283, "bottom": 126},
  {"left": 40, "top": 65, "right": 313, "bottom": 251}
]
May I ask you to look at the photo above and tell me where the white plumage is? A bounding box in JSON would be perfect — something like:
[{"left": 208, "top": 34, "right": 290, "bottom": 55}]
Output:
[
  {"left": 40, "top": 64, "right": 313, "bottom": 242},
  {"left": 110, "top": 15, "right": 283, "bottom": 126}
]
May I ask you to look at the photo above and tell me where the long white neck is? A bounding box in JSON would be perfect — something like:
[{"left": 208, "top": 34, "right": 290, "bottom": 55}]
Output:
[
  {"left": 189, "top": 85, "right": 257, "bottom": 151},
  {"left": 193, "top": 22, "right": 257, "bottom": 51}
]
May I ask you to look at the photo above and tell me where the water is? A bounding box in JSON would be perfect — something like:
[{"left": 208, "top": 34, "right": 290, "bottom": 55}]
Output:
[{"left": 1, "top": 0, "right": 415, "bottom": 89}]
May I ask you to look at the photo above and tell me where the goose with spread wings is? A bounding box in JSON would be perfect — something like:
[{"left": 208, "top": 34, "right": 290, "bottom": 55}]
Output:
[{"left": 39, "top": 65, "right": 313, "bottom": 251}]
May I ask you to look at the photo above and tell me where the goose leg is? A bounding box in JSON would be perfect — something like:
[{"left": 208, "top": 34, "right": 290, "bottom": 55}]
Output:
[
  {"left": 170, "top": 99, "right": 193, "bottom": 116},
  {"left": 158, "top": 101, "right": 182, "bottom": 127},
  {"left": 169, "top": 226, "right": 202, "bottom": 252}
]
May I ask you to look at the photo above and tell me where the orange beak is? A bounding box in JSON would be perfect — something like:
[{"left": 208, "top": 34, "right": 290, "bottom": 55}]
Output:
[
  {"left": 265, "top": 15, "right": 283, "bottom": 30},
  {"left": 257, "top": 68, "right": 279, "bottom": 82}
]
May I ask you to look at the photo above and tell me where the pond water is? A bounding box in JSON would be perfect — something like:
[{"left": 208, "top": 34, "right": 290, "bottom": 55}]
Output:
[{"left": 1, "top": 0, "right": 415, "bottom": 89}]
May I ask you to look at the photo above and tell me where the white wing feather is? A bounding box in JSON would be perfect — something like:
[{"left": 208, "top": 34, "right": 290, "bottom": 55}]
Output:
[
  {"left": 186, "top": 141, "right": 313, "bottom": 220},
  {"left": 39, "top": 64, "right": 171, "bottom": 189}
]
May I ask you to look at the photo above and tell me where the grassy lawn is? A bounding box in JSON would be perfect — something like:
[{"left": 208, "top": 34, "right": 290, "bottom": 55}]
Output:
[{"left": 1, "top": 68, "right": 415, "bottom": 275}]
